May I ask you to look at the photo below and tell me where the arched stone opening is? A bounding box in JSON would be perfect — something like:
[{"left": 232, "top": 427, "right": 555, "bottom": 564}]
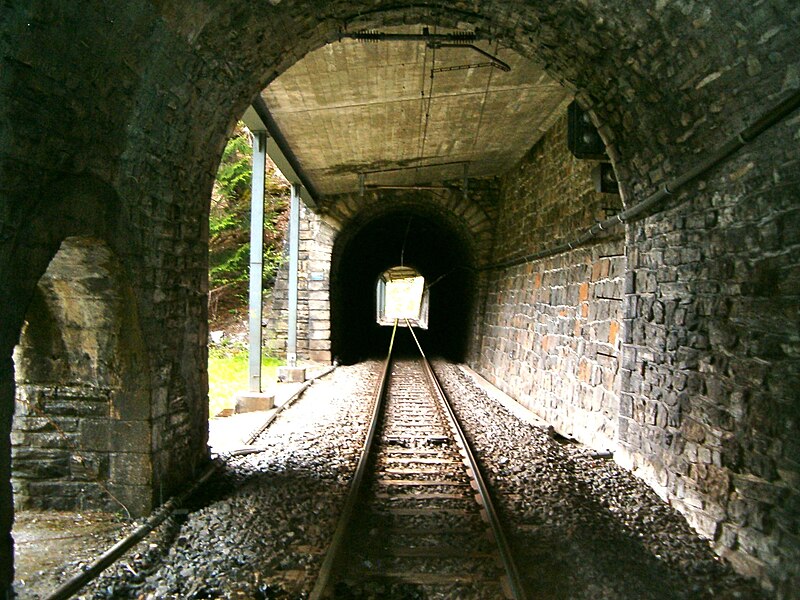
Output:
[
  {"left": 0, "top": 1, "right": 797, "bottom": 593},
  {"left": 376, "top": 266, "right": 430, "bottom": 330},
  {"left": 12, "top": 237, "right": 153, "bottom": 517},
  {"left": 330, "top": 195, "right": 478, "bottom": 364}
]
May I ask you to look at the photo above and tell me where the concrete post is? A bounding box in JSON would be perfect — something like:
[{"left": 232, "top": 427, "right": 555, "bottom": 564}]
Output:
[
  {"left": 287, "top": 183, "right": 301, "bottom": 367},
  {"left": 248, "top": 131, "right": 267, "bottom": 392}
]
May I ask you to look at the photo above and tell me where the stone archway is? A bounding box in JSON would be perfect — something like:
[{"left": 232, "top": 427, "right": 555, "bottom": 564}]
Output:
[
  {"left": 329, "top": 190, "right": 482, "bottom": 364},
  {"left": 12, "top": 237, "right": 153, "bottom": 517},
  {"left": 1, "top": 1, "right": 798, "bottom": 593}
]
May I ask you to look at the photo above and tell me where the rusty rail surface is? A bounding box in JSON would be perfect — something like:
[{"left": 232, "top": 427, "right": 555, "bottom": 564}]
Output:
[
  {"left": 46, "top": 365, "right": 338, "bottom": 600},
  {"left": 309, "top": 322, "right": 527, "bottom": 599}
]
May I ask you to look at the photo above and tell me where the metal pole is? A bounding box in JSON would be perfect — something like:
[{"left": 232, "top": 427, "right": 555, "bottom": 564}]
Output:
[
  {"left": 287, "top": 183, "right": 301, "bottom": 367},
  {"left": 248, "top": 131, "right": 267, "bottom": 392}
]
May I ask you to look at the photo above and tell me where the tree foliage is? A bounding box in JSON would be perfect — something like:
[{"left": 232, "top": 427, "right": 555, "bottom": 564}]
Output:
[{"left": 209, "top": 123, "right": 289, "bottom": 324}]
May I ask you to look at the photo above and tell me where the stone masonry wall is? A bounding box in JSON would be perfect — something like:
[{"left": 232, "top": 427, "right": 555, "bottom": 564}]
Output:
[
  {"left": 0, "top": 5, "right": 237, "bottom": 586},
  {"left": 474, "top": 114, "right": 625, "bottom": 451},
  {"left": 266, "top": 202, "right": 336, "bottom": 363},
  {"left": 267, "top": 186, "right": 497, "bottom": 365},
  {"left": 1, "top": 1, "right": 797, "bottom": 594},
  {"left": 617, "top": 117, "right": 800, "bottom": 592},
  {"left": 11, "top": 238, "right": 153, "bottom": 516}
]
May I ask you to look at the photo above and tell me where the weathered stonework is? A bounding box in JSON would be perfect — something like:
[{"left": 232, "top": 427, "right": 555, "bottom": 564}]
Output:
[
  {"left": 11, "top": 238, "right": 153, "bottom": 516},
  {"left": 617, "top": 118, "right": 800, "bottom": 590},
  {"left": 265, "top": 202, "right": 336, "bottom": 363},
  {"left": 474, "top": 114, "right": 625, "bottom": 451},
  {"left": 267, "top": 186, "right": 497, "bottom": 363},
  {"left": 1, "top": 1, "right": 797, "bottom": 595}
]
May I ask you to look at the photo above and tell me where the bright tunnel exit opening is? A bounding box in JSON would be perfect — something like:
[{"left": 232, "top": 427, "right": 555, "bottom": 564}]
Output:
[{"left": 376, "top": 266, "right": 429, "bottom": 329}]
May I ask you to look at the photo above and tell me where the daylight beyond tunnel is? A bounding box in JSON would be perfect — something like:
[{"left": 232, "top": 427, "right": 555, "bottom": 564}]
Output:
[{"left": 331, "top": 208, "right": 475, "bottom": 364}]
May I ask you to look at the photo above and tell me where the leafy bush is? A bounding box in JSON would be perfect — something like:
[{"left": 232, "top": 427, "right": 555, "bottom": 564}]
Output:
[{"left": 209, "top": 123, "right": 289, "bottom": 323}]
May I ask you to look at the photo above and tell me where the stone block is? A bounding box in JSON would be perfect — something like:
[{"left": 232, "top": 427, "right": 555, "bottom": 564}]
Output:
[
  {"left": 104, "top": 483, "right": 153, "bottom": 517},
  {"left": 110, "top": 452, "right": 153, "bottom": 485},
  {"left": 277, "top": 367, "right": 306, "bottom": 383},
  {"left": 310, "top": 350, "right": 332, "bottom": 363},
  {"left": 733, "top": 474, "right": 787, "bottom": 504},
  {"left": 70, "top": 453, "right": 106, "bottom": 481},
  {"left": 111, "top": 420, "right": 152, "bottom": 452},
  {"left": 235, "top": 392, "right": 275, "bottom": 413},
  {"left": 308, "top": 339, "right": 331, "bottom": 351},
  {"left": 79, "top": 419, "right": 111, "bottom": 451}
]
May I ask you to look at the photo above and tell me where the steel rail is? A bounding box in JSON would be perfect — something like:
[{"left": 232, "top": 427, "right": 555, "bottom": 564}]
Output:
[
  {"left": 45, "top": 463, "right": 220, "bottom": 600},
  {"left": 243, "top": 365, "right": 337, "bottom": 446},
  {"left": 308, "top": 321, "right": 399, "bottom": 599},
  {"left": 406, "top": 321, "right": 528, "bottom": 600},
  {"left": 46, "top": 365, "right": 338, "bottom": 600}
]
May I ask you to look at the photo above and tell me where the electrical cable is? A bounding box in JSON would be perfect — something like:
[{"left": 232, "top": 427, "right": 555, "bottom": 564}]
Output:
[{"left": 400, "top": 216, "right": 413, "bottom": 266}]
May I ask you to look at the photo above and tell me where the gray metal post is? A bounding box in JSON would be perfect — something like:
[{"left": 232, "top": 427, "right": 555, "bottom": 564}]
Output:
[
  {"left": 287, "top": 183, "right": 301, "bottom": 367},
  {"left": 248, "top": 131, "right": 267, "bottom": 392}
]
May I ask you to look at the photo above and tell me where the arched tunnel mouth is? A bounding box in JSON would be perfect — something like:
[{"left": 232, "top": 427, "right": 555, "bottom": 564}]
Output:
[{"left": 331, "top": 206, "right": 476, "bottom": 364}]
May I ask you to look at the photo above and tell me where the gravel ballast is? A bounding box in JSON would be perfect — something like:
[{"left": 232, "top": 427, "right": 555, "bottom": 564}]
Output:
[
  {"left": 434, "top": 361, "right": 765, "bottom": 600},
  {"left": 65, "top": 359, "right": 765, "bottom": 599}
]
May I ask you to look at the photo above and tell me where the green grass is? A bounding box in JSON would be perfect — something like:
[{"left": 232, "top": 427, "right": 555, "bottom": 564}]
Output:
[{"left": 208, "top": 347, "right": 282, "bottom": 417}]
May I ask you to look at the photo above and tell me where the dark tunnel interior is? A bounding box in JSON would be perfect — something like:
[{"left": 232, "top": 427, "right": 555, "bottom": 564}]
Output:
[{"left": 331, "top": 208, "right": 475, "bottom": 364}]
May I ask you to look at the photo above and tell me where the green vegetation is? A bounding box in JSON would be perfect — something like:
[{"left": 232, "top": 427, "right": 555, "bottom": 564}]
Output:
[
  {"left": 208, "top": 123, "right": 289, "bottom": 325},
  {"left": 207, "top": 123, "right": 290, "bottom": 417},
  {"left": 208, "top": 346, "right": 283, "bottom": 417}
]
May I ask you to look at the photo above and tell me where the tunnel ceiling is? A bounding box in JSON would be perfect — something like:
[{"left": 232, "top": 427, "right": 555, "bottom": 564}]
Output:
[{"left": 260, "top": 25, "right": 572, "bottom": 198}]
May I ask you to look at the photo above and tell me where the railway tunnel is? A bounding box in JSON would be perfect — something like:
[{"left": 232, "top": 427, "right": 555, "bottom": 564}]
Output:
[
  {"left": 1, "top": 1, "right": 799, "bottom": 596},
  {"left": 330, "top": 204, "right": 477, "bottom": 364}
]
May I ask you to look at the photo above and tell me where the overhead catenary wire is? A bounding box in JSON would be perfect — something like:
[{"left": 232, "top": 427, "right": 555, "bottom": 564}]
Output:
[
  {"left": 468, "top": 40, "right": 500, "bottom": 161},
  {"left": 417, "top": 35, "right": 438, "bottom": 170},
  {"left": 400, "top": 216, "right": 413, "bottom": 267}
]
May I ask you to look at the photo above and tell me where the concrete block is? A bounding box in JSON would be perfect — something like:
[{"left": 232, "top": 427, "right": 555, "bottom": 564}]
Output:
[
  {"left": 309, "top": 350, "right": 331, "bottom": 363},
  {"left": 277, "top": 366, "right": 306, "bottom": 383},
  {"left": 234, "top": 392, "right": 275, "bottom": 413}
]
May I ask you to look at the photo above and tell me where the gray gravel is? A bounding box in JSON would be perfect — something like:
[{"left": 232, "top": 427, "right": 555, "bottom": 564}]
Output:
[
  {"left": 433, "top": 361, "right": 766, "bottom": 600},
  {"left": 79, "top": 362, "right": 379, "bottom": 599},
  {"left": 73, "top": 359, "right": 765, "bottom": 599}
]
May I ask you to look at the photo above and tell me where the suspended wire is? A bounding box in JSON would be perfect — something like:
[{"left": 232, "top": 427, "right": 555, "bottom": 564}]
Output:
[
  {"left": 417, "top": 23, "right": 438, "bottom": 178},
  {"left": 469, "top": 39, "right": 501, "bottom": 156},
  {"left": 416, "top": 36, "right": 429, "bottom": 163},
  {"left": 400, "top": 216, "right": 413, "bottom": 266},
  {"left": 425, "top": 265, "right": 469, "bottom": 290},
  {"left": 419, "top": 45, "right": 437, "bottom": 163}
]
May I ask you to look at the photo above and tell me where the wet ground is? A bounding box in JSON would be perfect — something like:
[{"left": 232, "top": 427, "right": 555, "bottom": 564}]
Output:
[
  {"left": 14, "top": 510, "right": 129, "bottom": 599},
  {"left": 12, "top": 375, "right": 314, "bottom": 599}
]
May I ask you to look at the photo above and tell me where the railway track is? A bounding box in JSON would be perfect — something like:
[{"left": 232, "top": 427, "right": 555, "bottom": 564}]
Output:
[
  {"left": 43, "top": 332, "right": 528, "bottom": 599},
  {"left": 310, "top": 322, "right": 526, "bottom": 599}
]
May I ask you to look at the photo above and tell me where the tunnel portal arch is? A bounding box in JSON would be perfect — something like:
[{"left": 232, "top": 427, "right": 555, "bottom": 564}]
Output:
[
  {"left": 12, "top": 237, "right": 153, "bottom": 516},
  {"left": 330, "top": 194, "right": 481, "bottom": 364},
  {"left": 1, "top": 0, "right": 798, "bottom": 593}
]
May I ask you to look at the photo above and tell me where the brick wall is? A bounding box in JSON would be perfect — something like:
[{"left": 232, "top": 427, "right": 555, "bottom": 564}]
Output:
[{"left": 474, "top": 114, "right": 625, "bottom": 450}]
